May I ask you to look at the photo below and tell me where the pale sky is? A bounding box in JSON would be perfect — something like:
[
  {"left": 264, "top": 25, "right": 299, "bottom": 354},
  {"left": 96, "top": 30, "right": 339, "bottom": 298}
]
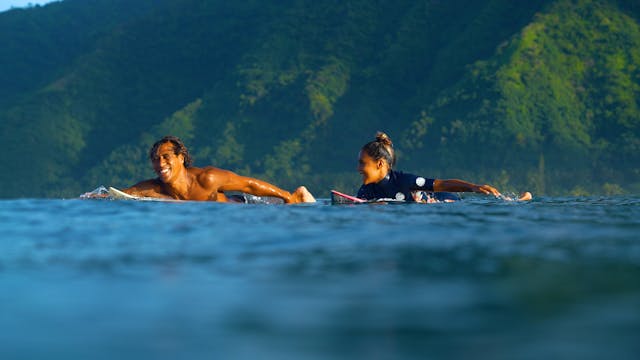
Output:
[{"left": 0, "top": 0, "right": 57, "bottom": 13}]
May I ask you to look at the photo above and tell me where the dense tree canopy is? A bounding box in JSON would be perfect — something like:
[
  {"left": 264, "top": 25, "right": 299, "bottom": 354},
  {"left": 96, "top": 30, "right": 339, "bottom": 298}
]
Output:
[{"left": 1, "top": 0, "right": 638, "bottom": 198}]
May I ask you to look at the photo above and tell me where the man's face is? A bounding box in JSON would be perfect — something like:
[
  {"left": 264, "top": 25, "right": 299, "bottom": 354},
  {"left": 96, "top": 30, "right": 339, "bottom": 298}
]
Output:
[{"left": 151, "top": 142, "right": 185, "bottom": 183}]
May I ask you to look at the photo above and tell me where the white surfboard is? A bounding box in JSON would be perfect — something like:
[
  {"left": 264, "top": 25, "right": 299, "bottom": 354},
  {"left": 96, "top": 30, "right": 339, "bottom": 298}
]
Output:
[
  {"left": 108, "top": 187, "right": 138, "bottom": 200},
  {"left": 107, "top": 187, "right": 177, "bottom": 202}
]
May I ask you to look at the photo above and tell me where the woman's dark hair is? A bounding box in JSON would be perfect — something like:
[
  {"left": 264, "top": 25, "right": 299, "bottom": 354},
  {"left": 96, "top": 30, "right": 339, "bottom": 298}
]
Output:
[
  {"left": 149, "top": 135, "right": 193, "bottom": 168},
  {"left": 361, "top": 131, "right": 396, "bottom": 168}
]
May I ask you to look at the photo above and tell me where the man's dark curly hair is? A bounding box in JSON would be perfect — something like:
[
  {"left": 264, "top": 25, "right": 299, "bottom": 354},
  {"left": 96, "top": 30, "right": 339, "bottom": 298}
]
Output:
[{"left": 149, "top": 135, "right": 193, "bottom": 168}]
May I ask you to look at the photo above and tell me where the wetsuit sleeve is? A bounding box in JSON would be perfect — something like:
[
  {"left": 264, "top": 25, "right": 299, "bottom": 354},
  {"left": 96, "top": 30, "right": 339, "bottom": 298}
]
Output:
[{"left": 398, "top": 172, "right": 435, "bottom": 191}]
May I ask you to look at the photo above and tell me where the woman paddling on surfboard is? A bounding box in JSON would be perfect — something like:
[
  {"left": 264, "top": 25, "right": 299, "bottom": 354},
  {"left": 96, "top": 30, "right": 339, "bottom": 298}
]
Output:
[{"left": 356, "top": 132, "right": 532, "bottom": 202}]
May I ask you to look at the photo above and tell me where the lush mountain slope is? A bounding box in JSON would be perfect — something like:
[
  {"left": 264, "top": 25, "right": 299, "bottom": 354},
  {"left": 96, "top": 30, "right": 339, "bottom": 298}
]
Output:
[
  {"left": 402, "top": 0, "right": 640, "bottom": 195},
  {"left": 1, "top": 0, "right": 639, "bottom": 197},
  {"left": 0, "top": 0, "right": 161, "bottom": 107}
]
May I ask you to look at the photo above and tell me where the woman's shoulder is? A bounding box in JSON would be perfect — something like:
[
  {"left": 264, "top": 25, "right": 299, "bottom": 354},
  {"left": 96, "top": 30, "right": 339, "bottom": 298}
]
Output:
[
  {"left": 389, "top": 169, "right": 417, "bottom": 181},
  {"left": 390, "top": 170, "right": 435, "bottom": 187}
]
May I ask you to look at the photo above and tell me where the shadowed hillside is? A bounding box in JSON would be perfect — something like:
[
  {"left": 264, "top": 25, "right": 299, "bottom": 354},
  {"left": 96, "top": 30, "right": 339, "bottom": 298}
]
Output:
[{"left": 1, "top": 0, "right": 639, "bottom": 197}]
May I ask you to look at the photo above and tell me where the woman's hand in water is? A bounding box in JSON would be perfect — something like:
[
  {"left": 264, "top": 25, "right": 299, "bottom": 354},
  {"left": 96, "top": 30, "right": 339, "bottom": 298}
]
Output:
[
  {"left": 474, "top": 184, "right": 502, "bottom": 197},
  {"left": 517, "top": 192, "right": 533, "bottom": 201}
]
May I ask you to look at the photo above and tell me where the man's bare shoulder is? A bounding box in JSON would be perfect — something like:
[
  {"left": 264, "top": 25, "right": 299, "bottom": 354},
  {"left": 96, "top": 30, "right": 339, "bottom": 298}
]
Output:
[
  {"left": 191, "top": 166, "right": 235, "bottom": 187},
  {"left": 191, "top": 166, "right": 238, "bottom": 178},
  {"left": 195, "top": 166, "right": 233, "bottom": 174}
]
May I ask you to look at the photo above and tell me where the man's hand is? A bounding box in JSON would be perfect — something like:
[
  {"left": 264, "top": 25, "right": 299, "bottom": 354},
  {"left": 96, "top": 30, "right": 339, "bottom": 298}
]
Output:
[{"left": 289, "top": 186, "right": 316, "bottom": 203}]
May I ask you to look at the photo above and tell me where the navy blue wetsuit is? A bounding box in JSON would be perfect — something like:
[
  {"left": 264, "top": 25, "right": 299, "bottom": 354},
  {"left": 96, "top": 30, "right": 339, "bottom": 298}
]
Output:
[{"left": 356, "top": 170, "right": 460, "bottom": 202}]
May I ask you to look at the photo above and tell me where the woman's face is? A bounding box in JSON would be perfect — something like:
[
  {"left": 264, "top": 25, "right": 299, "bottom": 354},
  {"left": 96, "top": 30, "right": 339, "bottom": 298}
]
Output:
[{"left": 358, "top": 151, "right": 388, "bottom": 185}]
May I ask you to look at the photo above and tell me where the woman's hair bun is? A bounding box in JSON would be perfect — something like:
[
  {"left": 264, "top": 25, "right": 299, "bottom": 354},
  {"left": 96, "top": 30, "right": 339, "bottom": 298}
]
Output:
[
  {"left": 361, "top": 131, "right": 396, "bottom": 168},
  {"left": 375, "top": 131, "right": 393, "bottom": 147}
]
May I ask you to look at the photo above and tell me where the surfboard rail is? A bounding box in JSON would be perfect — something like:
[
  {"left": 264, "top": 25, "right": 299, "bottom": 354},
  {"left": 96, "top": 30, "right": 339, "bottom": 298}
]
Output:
[
  {"left": 107, "top": 187, "right": 177, "bottom": 202},
  {"left": 330, "top": 189, "right": 531, "bottom": 204}
]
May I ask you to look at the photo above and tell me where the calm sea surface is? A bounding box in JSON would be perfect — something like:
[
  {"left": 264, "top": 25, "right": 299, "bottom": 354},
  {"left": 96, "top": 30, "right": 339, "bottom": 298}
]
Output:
[{"left": 1, "top": 195, "right": 639, "bottom": 359}]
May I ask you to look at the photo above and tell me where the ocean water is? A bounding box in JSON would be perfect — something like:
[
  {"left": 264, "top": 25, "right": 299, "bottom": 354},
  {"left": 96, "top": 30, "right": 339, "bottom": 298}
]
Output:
[{"left": 1, "top": 195, "right": 639, "bottom": 359}]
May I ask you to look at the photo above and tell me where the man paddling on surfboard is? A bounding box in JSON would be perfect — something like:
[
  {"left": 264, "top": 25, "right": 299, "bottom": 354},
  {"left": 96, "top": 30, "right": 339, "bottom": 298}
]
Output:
[
  {"left": 355, "top": 132, "right": 532, "bottom": 202},
  {"left": 106, "top": 135, "right": 315, "bottom": 203}
]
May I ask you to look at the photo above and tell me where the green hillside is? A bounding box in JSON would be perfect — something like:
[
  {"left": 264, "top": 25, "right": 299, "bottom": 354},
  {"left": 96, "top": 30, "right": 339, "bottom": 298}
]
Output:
[{"left": 1, "top": 0, "right": 639, "bottom": 198}]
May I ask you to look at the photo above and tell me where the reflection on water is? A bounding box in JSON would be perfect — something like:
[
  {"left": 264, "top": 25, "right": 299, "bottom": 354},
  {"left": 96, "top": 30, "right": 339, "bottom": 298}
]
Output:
[{"left": 1, "top": 196, "right": 639, "bottom": 359}]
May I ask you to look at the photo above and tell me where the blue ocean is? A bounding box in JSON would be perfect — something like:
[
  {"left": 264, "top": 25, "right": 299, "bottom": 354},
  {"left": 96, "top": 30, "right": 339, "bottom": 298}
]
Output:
[{"left": 1, "top": 195, "right": 639, "bottom": 359}]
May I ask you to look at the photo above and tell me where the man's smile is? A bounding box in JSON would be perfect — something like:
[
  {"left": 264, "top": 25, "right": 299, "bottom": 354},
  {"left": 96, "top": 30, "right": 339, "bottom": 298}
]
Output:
[{"left": 158, "top": 167, "right": 171, "bottom": 178}]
